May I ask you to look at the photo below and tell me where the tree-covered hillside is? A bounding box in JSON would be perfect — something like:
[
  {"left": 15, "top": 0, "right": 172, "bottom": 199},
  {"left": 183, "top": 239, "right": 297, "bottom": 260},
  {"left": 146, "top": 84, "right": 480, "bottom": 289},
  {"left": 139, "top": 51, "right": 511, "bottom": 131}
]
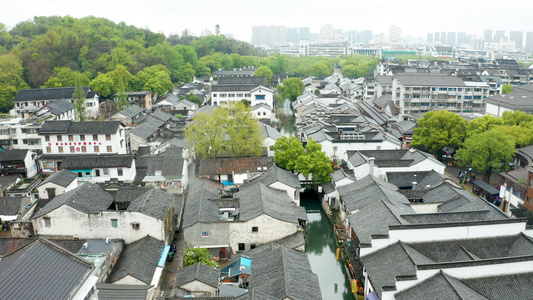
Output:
[{"left": 0, "top": 16, "right": 377, "bottom": 112}]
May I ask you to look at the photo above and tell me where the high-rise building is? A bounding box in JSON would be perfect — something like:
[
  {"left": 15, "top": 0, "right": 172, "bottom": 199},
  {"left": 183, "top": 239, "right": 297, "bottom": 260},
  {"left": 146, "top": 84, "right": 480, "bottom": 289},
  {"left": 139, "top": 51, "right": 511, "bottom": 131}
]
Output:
[
  {"left": 347, "top": 30, "right": 359, "bottom": 44},
  {"left": 510, "top": 31, "right": 524, "bottom": 50},
  {"left": 526, "top": 32, "right": 533, "bottom": 53},
  {"left": 447, "top": 32, "right": 456, "bottom": 46},
  {"left": 427, "top": 33, "right": 434, "bottom": 43},
  {"left": 434, "top": 32, "right": 440, "bottom": 43},
  {"left": 287, "top": 28, "right": 299, "bottom": 44},
  {"left": 457, "top": 32, "right": 467, "bottom": 46},
  {"left": 389, "top": 25, "right": 401, "bottom": 43},
  {"left": 440, "top": 32, "right": 447, "bottom": 44},
  {"left": 360, "top": 30, "right": 373, "bottom": 44},
  {"left": 471, "top": 36, "right": 485, "bottom": 50},
  {"left": 299, "top": 27, "right": 310, "bottom": 41},
  {"left": 483, "top": 29, "right": 493, "bottom": 43},
  {"left": 320, "top": 24, "right": 334, "bottom": 41},
  {"left": 252, "top": 26, "right": 269, "bottom": 45},
  {"left": 333, "top": 29, "right": 344, "bottom": 40},
  {"left": 494, "top": 30, "right": 506, "bottom": 42}
]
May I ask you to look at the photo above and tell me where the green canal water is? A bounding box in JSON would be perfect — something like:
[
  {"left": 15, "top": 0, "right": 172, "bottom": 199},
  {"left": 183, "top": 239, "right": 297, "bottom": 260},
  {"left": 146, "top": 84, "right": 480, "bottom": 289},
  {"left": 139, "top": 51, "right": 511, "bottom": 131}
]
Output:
[{"left": 301, "top": 191, "right": 353, "bottom": 300}]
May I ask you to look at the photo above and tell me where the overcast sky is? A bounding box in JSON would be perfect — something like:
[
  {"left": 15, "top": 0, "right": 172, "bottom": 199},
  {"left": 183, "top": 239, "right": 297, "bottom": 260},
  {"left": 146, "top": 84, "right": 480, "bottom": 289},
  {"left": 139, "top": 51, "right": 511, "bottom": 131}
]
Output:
[{"left": 3, "top": 0, "right": 533, "bottom": 42}]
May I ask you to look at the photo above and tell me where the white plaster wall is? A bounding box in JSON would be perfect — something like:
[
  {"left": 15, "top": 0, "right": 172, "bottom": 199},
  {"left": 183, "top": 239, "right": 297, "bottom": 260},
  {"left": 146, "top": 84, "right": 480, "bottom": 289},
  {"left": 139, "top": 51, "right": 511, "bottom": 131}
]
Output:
[
  {"left": 335, "top": 177, "right": 355, "bottom": 187},
  {"left": 486, "top": 102, "right": 513, "bottom": 117},
  {"left": 24, "top": 151, "right": 38, "bottom": 178},
  {"left": 41, "top": 128, "right": 126, "bottom": 155},
  {"left": 75, "top": 166, "right": 136, "bottom": 184},
  {"left": 184, "top": 222, "right": 230, "bottom": 248},
  {"left": 268, "top": 182, "right": 299, "bottom": 205},
  {"left": 252, "top": 106, "right": 272, "bottom": 119},
  {"left": 410, "top": 203, "right": 440, "bottom": 214},
  {"left": 233, "top": 173, "right": 248, "bottom": 185},
  {"left": 251, "top": 87, "right": 274, "bottom": 108},
  {"left": 33, "top": 207, "right": 168, "bottom": 243},
  {"left": 114, "top": 275, "right": 146, "bottom": 285},
  {"left": 129, "top": 134, "right": 147, "bottom": 152},
  {"left": 335, "top": 140, "right": 401, "bottom": 162},
  {"left": 263, "top": 137, "right": 277, "bottom": 157},
  {"left": 360, "top": 221, "right": 527, "bottom": 257},
  {"left": 229, "top": 215, "right": 299, "bottom": 254},
  {"left": 180, "top": 281, "right": 217, "bottom": 295},
  {"left": 384, "top": 260, "right": 533, "bottom": 300},
  {"left": 37, "top": 181, "right": 76, "bottom": 200},
  {"left": 353, "top": 164, "right": 371, "bottom": 180}
]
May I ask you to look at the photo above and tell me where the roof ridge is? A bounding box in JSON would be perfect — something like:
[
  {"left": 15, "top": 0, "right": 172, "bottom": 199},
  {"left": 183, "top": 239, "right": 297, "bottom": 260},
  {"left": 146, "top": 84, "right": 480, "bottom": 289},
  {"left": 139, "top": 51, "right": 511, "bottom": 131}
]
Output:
[
  {"left": 440, "top": 271, "right": 469, "bottom": 300},
  {"left": 130, "top": 236, "right": 149, "bottom": 278},
  {"left": 280, "top": 246, "right": 290, "bottom": 298}
]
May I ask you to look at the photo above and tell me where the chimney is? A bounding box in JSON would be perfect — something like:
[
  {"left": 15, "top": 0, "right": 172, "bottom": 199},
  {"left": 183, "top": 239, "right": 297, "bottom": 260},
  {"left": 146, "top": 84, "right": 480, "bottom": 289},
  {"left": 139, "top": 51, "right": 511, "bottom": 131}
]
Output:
[{"left": 369, "top": 157, "right": 375, "bottom": 177}]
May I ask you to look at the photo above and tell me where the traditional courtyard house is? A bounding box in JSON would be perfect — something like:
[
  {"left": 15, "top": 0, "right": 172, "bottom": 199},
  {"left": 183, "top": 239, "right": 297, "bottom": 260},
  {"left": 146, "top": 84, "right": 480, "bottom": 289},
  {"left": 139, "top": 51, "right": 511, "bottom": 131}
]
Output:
[
  {"left": 107, "top": 235, "right": 164, "bottom": 299},
  {"left": 110, "top": 105, "right": 148, "bottom": 125},
  {"left": 346, "top": 149, "right": 445, "bottom": 180},
  {"left": 36, "top": 169, "right": 78, "bottom": 200},
  {"left": 61, "top": 155, "right": 136, "bottom": 184},
  {"left": 38, "top": 120, "right": 127, "bottom": 172},
  {"left": 485, "top": 84, "right": 533, "bottom": 116},
  {"left": 11, "top": 87, "right": 99, "bottom": 120},
  {"left": 141, "top": 148, "right": 188, "bottom": 192},
  {"left": 32, "top": 183, "right": 178, "bottom": 244},
  {"left": 38, "top": 99, "right": 75, "bottom": 121},
  {"left": 0, "top": 149, "right": 38, "bottom": 178},
  {"left": 0, "top": 239, "right": 97, "bottom": 300},
  {"left": 198, "top": 157, "right": 274, "bottom": 185},
  {"left": 210, "top": 76, "right": 274, "bottom": 108},
  {"left": 173, "top": 263, "right": 220, "bottom": 297},
  {"left": 259, "top": 123, "right": 282, "bottom": 157},
  {"left": 258, "top": 166, "right": 301, "bottom": 205}
]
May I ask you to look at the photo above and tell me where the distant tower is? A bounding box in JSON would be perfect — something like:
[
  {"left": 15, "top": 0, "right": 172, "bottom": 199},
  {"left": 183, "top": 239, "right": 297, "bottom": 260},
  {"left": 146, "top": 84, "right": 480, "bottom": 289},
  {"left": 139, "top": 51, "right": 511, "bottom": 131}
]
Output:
[
  {"left": 427, "top": 33, "right": 434, "bottom": 43},
  {"left": 526, "top": 32, "right": 533, "bottom": 53},
  {"left": 483, "top": 29, "right": 493, "bottom": 43},
  {"left": 389, "top": 25, "right": 402, "bottom": 43},
  {"left": 510, "top": 31, "right": 524, "bottom": 50},
  {"left": 320, "top": 24, "right": 334, "bottom": 42}
]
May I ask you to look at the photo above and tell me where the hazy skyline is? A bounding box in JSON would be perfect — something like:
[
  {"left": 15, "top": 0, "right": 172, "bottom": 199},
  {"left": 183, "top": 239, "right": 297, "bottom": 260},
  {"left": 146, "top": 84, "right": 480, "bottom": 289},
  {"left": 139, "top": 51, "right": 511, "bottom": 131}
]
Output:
[{"left": 3, "top": 0, "right": 533, "bottom": 42}]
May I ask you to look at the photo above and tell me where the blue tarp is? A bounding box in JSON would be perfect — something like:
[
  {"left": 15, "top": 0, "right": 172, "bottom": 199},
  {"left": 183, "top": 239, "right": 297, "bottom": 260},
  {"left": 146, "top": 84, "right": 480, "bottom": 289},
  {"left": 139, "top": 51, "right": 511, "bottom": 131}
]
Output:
[
  {"left": 366, "top": 292, "right": 379, "bottom": 300},
  {"left": 220, "top": 256, "right": 252, "bottom": 277},
  {"left": 158, "top": 245, "right": 170, "bottom": 267},
  {"left": 222, "top": 181, "right": 235, "bottom": 186}
]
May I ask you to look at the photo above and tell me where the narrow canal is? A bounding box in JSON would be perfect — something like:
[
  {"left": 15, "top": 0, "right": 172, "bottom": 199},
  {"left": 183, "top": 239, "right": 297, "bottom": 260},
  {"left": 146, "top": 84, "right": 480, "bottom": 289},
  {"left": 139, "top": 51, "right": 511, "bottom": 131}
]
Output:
[{"left": 301, "top": 190, "right": 353, "bottom": 300}]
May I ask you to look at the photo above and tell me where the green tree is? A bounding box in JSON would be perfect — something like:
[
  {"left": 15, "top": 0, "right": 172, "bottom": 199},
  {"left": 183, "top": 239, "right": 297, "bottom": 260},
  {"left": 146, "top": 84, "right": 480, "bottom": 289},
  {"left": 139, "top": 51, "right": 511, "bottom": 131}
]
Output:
[
  {"left": 177, "top": 63, "right": 195, "bottom": 83},
  {"left": 313, "top": 61, "right": 333, "bottom": 77},
  {"left": 502, "top": 84, "right": 513, "bottom": 94},
  {"left": 295, "top": 139, "right": 333, "bottom": 183},
  {"left": 341, "top": 64, "right": 358, "bottom": 78},
  {"left": 0, "top": 53, "right": 28, "bottom": 112},
  {"left": 502, "top": 110, "right": 533, "bottom": 126},
  {"left": 115, "top": 78, "right": 129, "bottom": 111},
  {"left": 455, "top": 130, "right": 517, "bottom": 180},
  {"left": 90, "top": 72, "right": 115, "bottom": 99},
  {"left": 277, "top": 78, "right": 304, "bottom": 101},
  {"left": 253, "top": 66, "right": 273, "bottom": 83},
  {"left": 185, "top": 109, "right": 227, "bottom": 159},
  {"left": 411, "top": 110, "right": 467, "bottom": 154},
  {"left": 183, "top": 248, "right": 218, "bottom": 268},
  {"left": 225, "top": 102, "right": 263, "bottom": 157},
  {"left": 492, "top": 125, "right": 533, "bottom": 147},
  {"left": 185, "top": 92, "right": 202, "bottom": 105},
  {"left": 272, "top": 136, "right": 332, "bottom": 183},
  {"left": 41, "top": 77, "right": 63, "bottom": 88},
  {"left": 73, "top": 74, "right": 86, "bottom": 121},
  {"left": 109, "top": 64, "right": 134, "bottom": 90},
  {"left": 272, "top": 136, "right": 305, "bottom": 172},
  {"left": 466, "top": 115, "right": 504, "bottom": 137}
]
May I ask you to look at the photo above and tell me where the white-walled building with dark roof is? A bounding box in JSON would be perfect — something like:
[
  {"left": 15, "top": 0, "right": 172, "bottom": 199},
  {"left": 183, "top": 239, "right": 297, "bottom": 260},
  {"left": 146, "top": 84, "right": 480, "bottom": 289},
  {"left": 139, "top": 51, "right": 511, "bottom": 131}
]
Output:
[{"left": 11, "top": 86, "right": 99, "bottom": 120}]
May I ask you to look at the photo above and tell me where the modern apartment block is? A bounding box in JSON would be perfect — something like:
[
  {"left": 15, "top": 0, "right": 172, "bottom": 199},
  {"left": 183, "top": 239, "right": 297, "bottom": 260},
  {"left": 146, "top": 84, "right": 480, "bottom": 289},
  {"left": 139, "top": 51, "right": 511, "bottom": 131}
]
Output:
[{"left": 391, "top": 75, "right": 490, "bottom": 116}]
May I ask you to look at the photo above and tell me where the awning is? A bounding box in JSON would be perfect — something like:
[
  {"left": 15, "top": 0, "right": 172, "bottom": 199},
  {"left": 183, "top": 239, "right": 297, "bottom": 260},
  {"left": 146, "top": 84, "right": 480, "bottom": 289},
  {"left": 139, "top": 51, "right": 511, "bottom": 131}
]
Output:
[{"left": 473, "top": 180, "right": 499, "bottom": 195}]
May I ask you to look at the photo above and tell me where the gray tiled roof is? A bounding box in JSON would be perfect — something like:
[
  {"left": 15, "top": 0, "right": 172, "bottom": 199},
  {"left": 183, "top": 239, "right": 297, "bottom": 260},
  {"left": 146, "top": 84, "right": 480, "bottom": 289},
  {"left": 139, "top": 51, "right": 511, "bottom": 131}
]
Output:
[
  {"left": 0, "top": 238, "right": 34, "bottom": 257},
  {"left": 394, "top": 271, "right": 488, "bottom": 300},
  {"left": 246, "top": 243, "right": 322, "bottom": 300},
  {"left": 236, "top": 182, "right": 307, "bottom": 223},
  {"left": 96, "top": 284, "right": 151, "bottom": 300},
  {"left": 174, "top": 262, "right": 220, "bottom": 288},
  {"left": 38, "top": 169, "right": 78, "bottom": 188},
  {"left": 460, "top": 272, "right": 533, "bottom": 300},
  {"left": 61, "top": 154, "right": 134, "bottom": 169},
  {"left": 394, "top": 74, "right": 466, "bottom": 87},
  {"left": 118, "top": 105, "right": 146, "bottom": 118},
  {"left": 386, "top": 170, "right": 447, "bottom": 189},
  {"left": 108, "top": 235, "right": 164, "bottom": 284},
  {"left": 0, "top": 149, "right": 29, "bottom": 161},
  {"left": 217, "top": 76, "right": 265, "bottom": 85},
  {"left": 152, "top": 110, "right": 178, "bottom": 122},
  {"left": 0, "top": 196, "right": 30, "bottom": 216},
  {"left": 182, "top": 179, "right": 223, "bottom": 228},
  {"left": 126, "top": 189, "right": 175, "bottom": 220},
  {"left": 14, "top": 86, "right": 91, "bottom": 102},
  {"left": 40, "top": 120, "right": 121, "bottom": 134},
  {"left": 130, "top": 119, "right": 164, "bottom": 139},
  {"left": 259, "top": 166, "right": 300, "bottom": 189},
  {"left": 145, "top": 151, "right": 184, "bottom": 178},
  {"left": 259, "top": 123, "right": 282, "bottom": 140},
  {"left": 0, "top": 239, "right": 92, "bottom": 300},
  {"left": 45, "top": 99, "right": 73, "bottom": 115},
  {"left": 485, "top": 87, "right": 533, "bottom": 110},
  {"left": 32, "top": 182, "right": 114, "bottom": 218},
  {"left": 0, "top": 176, "right": 18, "bottom": 192},
  {"left": 273, "top": 231, "right": 305, "bottom": 250}
]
